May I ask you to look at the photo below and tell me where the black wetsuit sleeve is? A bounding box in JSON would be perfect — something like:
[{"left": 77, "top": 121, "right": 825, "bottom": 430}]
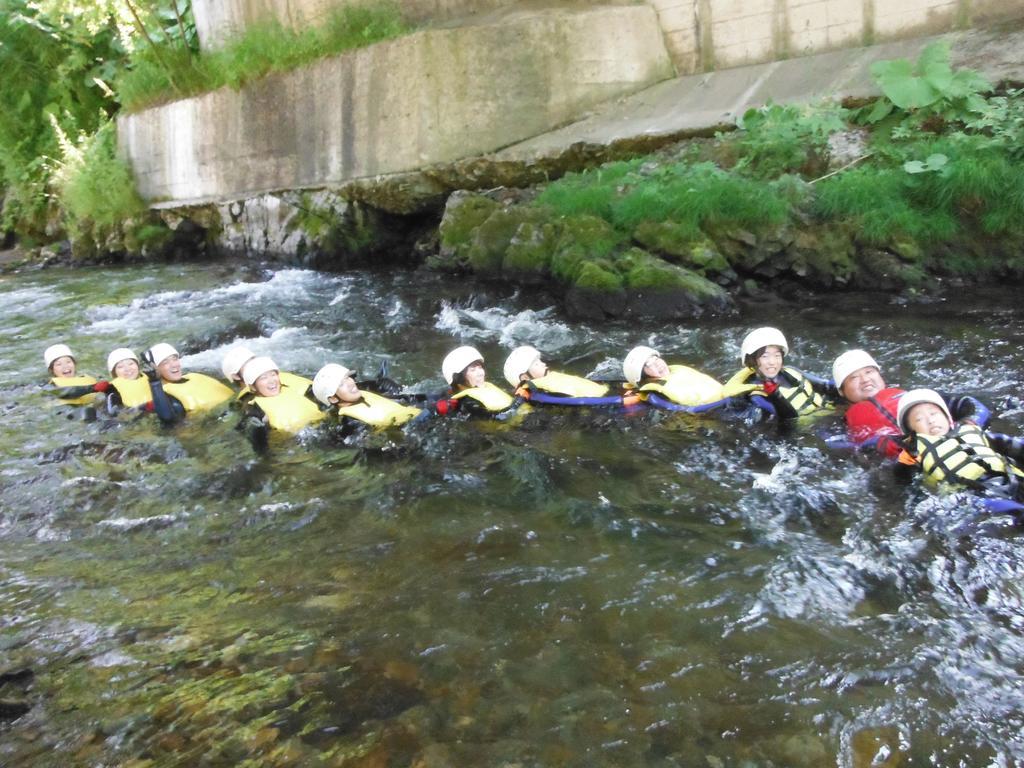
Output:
[
  {"left": 149, "top": 378, "right": 185, "bottom": 424},
  {"left": 939, "top": 393, "right": 991, "bottom": 429},
  {"left": 105, "top": 390, "right": 124, "bottom": 416},
  {"left": 986, "top": 431, "right": 1024, "bottom": 463},
  {"left": 238, "top": 403, "right": 269, "bottom": 452}
]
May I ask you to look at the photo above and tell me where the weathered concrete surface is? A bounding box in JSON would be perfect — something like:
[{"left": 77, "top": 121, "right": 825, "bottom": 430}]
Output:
[
  {"left": 193, "top": 0, "right": 1024, "bottom": 75},
  {"left": 120, "top": 4, "right": 673, "bottom": 206},
  {"left": 494, "top": 24, "right": 1024, "bottom": 164}
]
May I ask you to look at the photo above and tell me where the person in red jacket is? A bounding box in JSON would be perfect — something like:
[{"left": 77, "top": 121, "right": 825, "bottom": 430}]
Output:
[{"left": 832, "top": 349, "right": 989, "bottom": 457}]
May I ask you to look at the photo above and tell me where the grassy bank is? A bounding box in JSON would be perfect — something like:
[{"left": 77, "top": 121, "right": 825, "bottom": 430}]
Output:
[{"left": 433, "top": 43, "right": 1024, "bottom": 317}]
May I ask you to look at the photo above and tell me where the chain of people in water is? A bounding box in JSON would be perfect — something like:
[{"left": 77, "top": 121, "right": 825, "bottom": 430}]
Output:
[{"left": 41, "top": 327, "right": 1024, "bottom": 513}]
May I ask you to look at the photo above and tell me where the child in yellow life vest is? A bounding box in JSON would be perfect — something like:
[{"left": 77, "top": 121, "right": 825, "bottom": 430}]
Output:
[
  {"left": 311, "top": 362, "right": 422, "bottom": 437},
  {"left": 44, "top": 343, "right": 100, "bottom": 406},
  {"left": 621, "top": 345, "right": 727, "bottom": 413},
  {"left": 102, "top": 348, "right": 155, "bottom": 413},
  {"left": 220, "top": 346, "right": 313, "bottom": 404},
  {"left": 502, "top": 346, "right": 624, "bottom": 407},
  {"left": 896, "top": 388, "right": 1024, "bottom": 509},
  {"left": 435, "top": 346, "right": 518, "bottom": 418},
  {"left": 238, "top": 356, "right": 325, "bottom": 450},
  {"left": 144, "top": 342, "right": 234, "bottom": 423},
  {"left": 724, "top": 327, "right": 837, "bottom": 420}
]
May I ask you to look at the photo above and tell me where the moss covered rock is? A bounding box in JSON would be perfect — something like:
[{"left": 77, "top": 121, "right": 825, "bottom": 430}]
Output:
[
  {"left": 466, "top": 206, "right": 550, "bottom": 275},
  {"left": 433, "top": 193, "right": 500, "bottom": 271},
  {"left": 502, "top": 220, "right": 560, "bottom": 283}
]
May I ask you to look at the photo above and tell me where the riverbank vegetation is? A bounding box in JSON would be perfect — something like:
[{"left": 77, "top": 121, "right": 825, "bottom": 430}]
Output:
[
  {"left": 0, "top": 0, "right": 408, "bottom": 259},
  {"left": 433, "top": 42, "right": 1024, "bottom": 317},
  {"left": 116, "top": 2, "right": 410, "bottom": 113}
]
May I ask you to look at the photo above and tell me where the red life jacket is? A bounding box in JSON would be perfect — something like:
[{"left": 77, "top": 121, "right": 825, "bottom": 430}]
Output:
[{"left": 845, "top": 387, "right": 904, "bottom": 457}]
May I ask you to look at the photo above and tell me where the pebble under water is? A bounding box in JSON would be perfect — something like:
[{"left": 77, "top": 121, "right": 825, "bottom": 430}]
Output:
[{"left": 1, "top": 262, "right": 1024, "bottom": 767}]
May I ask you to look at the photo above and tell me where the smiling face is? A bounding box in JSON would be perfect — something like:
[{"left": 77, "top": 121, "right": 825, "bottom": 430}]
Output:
[
  {"left": 754, "top": 345, "right": 784, "bottom": 379},
  {"left": 464, "top": 361, "right": 486, "bottom": 388},
  {"left": 840, "top": 365, "right": 885, "bottom": 403},
  {"left": 334, "top": 376, "right": 362, "bottom": 404},
  {"left": 642, "top": 356, "right": 670, "bottom": 380},
  {"left": 905, "top": 402, "right": 951, "bottom": 437},
  {"left": 50, "top": 356, "right": 76, "bottom": 378},
  {"left": 253, "top": 369, "right": 281, "bottom": 398},
  {"left": 114, "top": 359, "right": 140, "bottom": 380},
  {"left": 156, "top": 354, "right": 183, "bottom": 383}
]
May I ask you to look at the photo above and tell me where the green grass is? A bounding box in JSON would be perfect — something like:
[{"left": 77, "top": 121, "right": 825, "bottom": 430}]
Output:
[
  {"left": 118, "top": 2, "right": 411, "bottom": 113},
  {"left": 537, "top": 160, "right": 792, "bottom": 244}
]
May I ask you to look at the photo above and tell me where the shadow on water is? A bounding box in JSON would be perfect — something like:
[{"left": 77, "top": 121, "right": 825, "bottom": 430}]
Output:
[{"left": 1, "top": 262, "right": 1023, "bottom": 766}]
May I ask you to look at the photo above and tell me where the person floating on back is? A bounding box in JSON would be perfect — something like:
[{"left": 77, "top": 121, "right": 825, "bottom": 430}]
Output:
[
  {"left": 145, "top": 342, "right": 233, "bottom": 423},
  {"left": 724, "top": 327, "right": 837, "bottom": 420},
  {"left": 833, "top": 349, "right": 989, "bottom": 457},
  {"left": 44, "top": 343, "right": 99, "bottom": 406},
  {"left": 896, "top": 388, "right": 1024, "bottom": 511},
  {"left": 104, "top": 348, "right": 154, "bottom": 413},
  {"left": 312, "top": 362, "right": 422, "bottom": 437},
  {"left": 502, "top": 345, "right": 623, "bottom": 407},
  {"left": 238, "top": 356, "right": 325, "bottom": 449},
  {"left": 221, "top": 346, "right": 312, "bottom": 404},
  {"left": 621, "top": 345, "right": 726, "bottom": 412},
  {"left": 435, "top": 346, "right": 518, "bottom": 417}
]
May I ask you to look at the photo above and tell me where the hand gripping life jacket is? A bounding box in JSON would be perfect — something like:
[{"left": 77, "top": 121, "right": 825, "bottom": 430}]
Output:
[
  {"left": 450, "top": 382, "right": 516, "bottom": 413},
  {"left": 50, "top": 375, "right": 99, "bottom": 405},
  {"left": 337, "top": 391, "right": 422, "bottom": 428},
  {"left": 110, "top": 376, "right": 153, "bottom": 409},
  {"left": 250, "top": 385, "right": 325, "bottom": 433},
  {"left": 845, "top": 387, "right": 904, "bottom": 455},
  {"left": 638, "top": 365, "right": 724, "bottom": 407},
  {"left": 520, "top": 371, "right": 610, "bottom": 399},
  {"left": 901, "top": 424, "right": 1024, "bottom": 490},
  {"left": 162, "top": 373, "right": 234, "bottom": 413}
]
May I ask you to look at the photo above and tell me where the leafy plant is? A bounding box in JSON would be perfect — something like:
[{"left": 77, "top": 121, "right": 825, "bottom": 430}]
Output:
[
  {"left": 860, "top": 41, "right": 992, "bottom": 127},
  {"left": 727, "top": 102, "right": 848, "bottom": 178}
]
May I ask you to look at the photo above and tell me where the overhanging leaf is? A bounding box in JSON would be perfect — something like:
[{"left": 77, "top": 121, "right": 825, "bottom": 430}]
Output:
[{"left": 871, "top": 58, "right": 939, "bottom": 110}]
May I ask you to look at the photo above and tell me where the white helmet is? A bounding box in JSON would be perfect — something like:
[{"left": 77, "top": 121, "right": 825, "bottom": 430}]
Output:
[
  {"left": 740, "top": 327, "right": 788, "bottom": 365},
  {"left": 221, "top": 347, "right": 255, "bottom": 382},
  {"left": 503, "top": 346, "right": 541, "bottom": 387},
  {"left": 107, "top": 348, "right": 139, "bottom": 376},
  {"left": 442, "top": 346, "right": 483, "bottom": 386},
  {"left": 312, "top": 363, "right": 354, "bottom": 405},
  {"left": 832, "top": 349, "right": 880, "bottom": 392},
  {"left": 896, "top": 388, "right": 952, "bottom": 432},
  {"left": 146, "top": 342, "right": 179, "bottom": 368},
  {"left": 623, "top": 346, "right": 659, "bottom": 386},
  {"left": 43, "top": 343, "right": 74, "bottom": 370},
  {"left": 242, "top": 356, "right": 278, "bottom": 388}
]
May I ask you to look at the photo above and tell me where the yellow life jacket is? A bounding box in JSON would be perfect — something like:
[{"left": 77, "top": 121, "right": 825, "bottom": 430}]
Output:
[
  {"left": 731, "top": 366, "right": 833, "bottom": 416},
  {"left": 110, "top": 376, "right": 153, "bottom": 409},
  {"left": 910, "top": 424, "right": 1024, "bottom": 487},
  {"left": 451, "top": 381, "right": 516, "bottom": 413},
  {"left": 162, "top": 373, "right": 233, "bottom": 413},
  {"left": 337, "top": 391, "right": 422, "bottom": 428},
  {"left": 235, "top": 370, "right": 311, "bottom": 401},
  {"left": 251, "top": 385, "right": 325, "bottom": 433},
  {"left": 638, "top": 365, "right": 723, "bottom": 407},
  {"left": 50, "top": 375, "right": 98, "bottom": 405},
  {"left": 722, "top": 368, "right": 761, "bottom": 398},
  {"left": 525, "top": 371, "right": 609, "bottom": 398}
]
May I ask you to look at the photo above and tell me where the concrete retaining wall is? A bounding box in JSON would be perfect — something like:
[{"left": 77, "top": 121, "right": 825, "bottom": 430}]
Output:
[
  {"left": 120, "top": 5, "right": 673, "bottom": 205},
  {"left": 193, "top": 0, "right": 1024, "bottom": 73}
]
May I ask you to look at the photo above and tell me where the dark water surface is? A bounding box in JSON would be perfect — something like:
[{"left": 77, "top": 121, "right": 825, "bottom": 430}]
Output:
[{"left": 1, "top": 263, "right": 1024, "bottom": 767}]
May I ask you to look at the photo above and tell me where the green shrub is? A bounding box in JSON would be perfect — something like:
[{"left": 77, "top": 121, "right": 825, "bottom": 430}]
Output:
[{"left": 54, "top": 122, "right": 145, "bottom": 243}]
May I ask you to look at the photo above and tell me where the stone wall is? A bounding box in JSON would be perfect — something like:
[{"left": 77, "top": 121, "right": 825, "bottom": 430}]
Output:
[
  {"left": 194, "top": 0, "right": 1024, "bottom": 73},
  {"left": 120, "top": 5, "right": 673, "bottom": 205}
]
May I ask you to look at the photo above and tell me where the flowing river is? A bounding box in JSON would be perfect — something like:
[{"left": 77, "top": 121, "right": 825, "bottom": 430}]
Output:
[{"left": 1, "top": 262, "right": 1024, "bottom": 767}]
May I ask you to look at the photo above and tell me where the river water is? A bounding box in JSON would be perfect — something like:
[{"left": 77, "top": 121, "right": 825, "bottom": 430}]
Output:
[{"left": 1, "top": 262, "right": 1023, "bottom": 767}]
